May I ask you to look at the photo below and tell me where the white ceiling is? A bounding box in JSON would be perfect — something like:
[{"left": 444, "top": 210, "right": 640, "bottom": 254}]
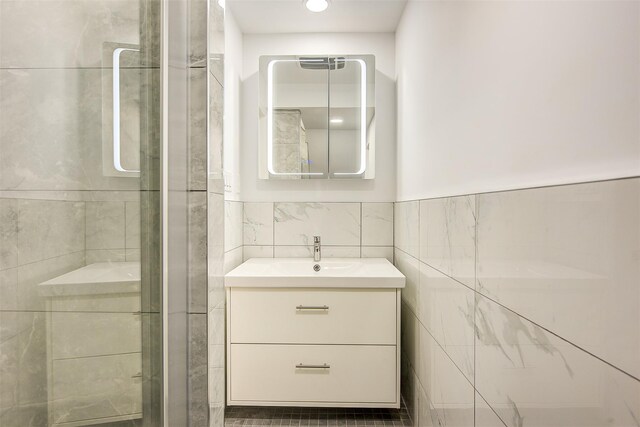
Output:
[{"left": 227, "top": 0, "right": 407, "bottom": 34}]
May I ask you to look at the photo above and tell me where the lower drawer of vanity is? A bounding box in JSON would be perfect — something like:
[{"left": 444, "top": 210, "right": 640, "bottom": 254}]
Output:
[{"left": 229, "top": 344, "right": 397, "bottom": 404}]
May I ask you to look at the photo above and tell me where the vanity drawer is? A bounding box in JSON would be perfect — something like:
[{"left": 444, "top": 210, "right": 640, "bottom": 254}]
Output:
[
  {"left": 229, "top": 288, "right": 397, "bottom": 344},
  {"left": 51, "top": 352, "right": 142, "bottom": 424},
  {"left": 51, "top": 311, "right": 141, "bottom": 359},
  {"left": 229, "top": 344, "right": 397, "bottom": 404}
]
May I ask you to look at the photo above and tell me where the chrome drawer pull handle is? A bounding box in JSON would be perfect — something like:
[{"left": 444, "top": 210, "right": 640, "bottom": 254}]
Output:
[
  {"left": 296, "top": 363, "right": 330, "bottom": 369},
  {"left": 296, "top": 305, "right": 329, "bottom": 310}
]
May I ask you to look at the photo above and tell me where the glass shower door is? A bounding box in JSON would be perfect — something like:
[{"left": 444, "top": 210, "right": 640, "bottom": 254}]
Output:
[{"left": 0, "top": 0, "right": 163, "bottom": 424}]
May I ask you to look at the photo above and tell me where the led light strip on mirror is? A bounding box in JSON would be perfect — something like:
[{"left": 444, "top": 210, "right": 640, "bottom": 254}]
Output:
[
  {"left": 266, "top": 57, "right": 367, "bottom": 177},
  {"left": 267, "top": 58, "right": 325, "bottom": 177}
]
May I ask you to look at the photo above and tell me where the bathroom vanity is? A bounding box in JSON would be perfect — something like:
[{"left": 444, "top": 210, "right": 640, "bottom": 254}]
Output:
[
  {"left": 39, "top": 262, "right": 142, "bottom": 427},
  {"left": 225, "top": 258, "right": 405, "bottom": 408}
]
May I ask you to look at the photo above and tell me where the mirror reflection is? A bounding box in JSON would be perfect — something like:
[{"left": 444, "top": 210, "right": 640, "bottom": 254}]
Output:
[{"left": 259, "top": 54, "right": 375, "bottom": 179}]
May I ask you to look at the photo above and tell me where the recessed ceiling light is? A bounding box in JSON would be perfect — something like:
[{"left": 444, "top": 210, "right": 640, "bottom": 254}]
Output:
[
  {"left": 305, "top": 0, "right": 329, "bottom": 13},
  {"left": 330, "top": 118, "right": 343, "bottom": 124}
]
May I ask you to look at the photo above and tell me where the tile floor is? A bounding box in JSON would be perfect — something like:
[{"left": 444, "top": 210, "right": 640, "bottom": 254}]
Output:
[{"left": 224, "top": 402, "right": 412, "bottom": 426}]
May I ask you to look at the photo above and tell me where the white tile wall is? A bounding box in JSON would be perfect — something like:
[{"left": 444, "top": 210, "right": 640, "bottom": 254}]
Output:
[
  {"left": 394, "top": 201, "right": 419, "bottom": 258},
  {"left": 243, "top": 202, "right": 273, "bottom": 246},
  {"left": 274, "top": 203, "right": 361, "bottom": 246},
  {"left": 241, "top": 201, "right": 394, "bottom": 262},
  {"left": 419, "top": 196, "right": 476, "bottom": 289},
  {"left": 394, "top": 178, "right": 640, "bottom": 427},
  {"left": 362, "top": 202, "right": 394, "bottom": 246}
]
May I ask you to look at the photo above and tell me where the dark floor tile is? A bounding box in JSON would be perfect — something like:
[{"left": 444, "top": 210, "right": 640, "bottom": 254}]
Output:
[{"left": 224, "top": 402, "right": 411, "bottom": 427}]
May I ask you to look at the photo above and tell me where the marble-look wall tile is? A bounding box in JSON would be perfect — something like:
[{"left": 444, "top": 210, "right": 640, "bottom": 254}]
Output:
[
  {"left": 243, "top": 246, "right": 274, "bottom": 261},
  {"left": 140, "top": 190, "right": 162, "bottom": 314},
  {"left": 188, "top": 192, "right": 208, "bottom": 314},
  {"left": 208, "top": 308, "right": 225, "bottom": 368},
  {"left": 0, "top": 312, "right": 48, "bottom": 427},
  {"left": 17, "top": 200, "right": 85, "bottom": 265},
  {"left": 273, "top": 245, "right": 361, "bottom": 258},
  {"left": 394, "top": 201, "right": 419, "bottom": 258},
  {"left": 189, "top": 68, "right": 208, "bottom": 191},
  {"left": 224, "top": 246, "right": 243, "bottom": 275},
  {"left": 395, "top": 249, "right": 420, "bottom": 314},
  {"left": 16, "top": 252, "right": 85, "bottom": 311},
  {"left": 396, "top": 178, "right": 640, "bottom": 427},
  {"left": 188, "top": 314, "right": 208, "bottom": 427},
  {"left": 416, "top": 382, "right": 438, "bottom": 426},
  {"left": 208, "top": 194, "right": 224, "bottom": 312},
  {"left": 400, "top": 350, "right": 420, "bottom": 425},
  {"left": 401, "top": 302, "right": 421, "bottom": 381},
  {"left": 209, "top": 404, "right": 224, "bottom": 427},
  {"left": 418, "top": 325, "right": 474, "bottom": 426},
  {"left": 0, "top": 0, "right": 139, "bottom": 69},
  {"left": 126, "top": 249, "right": 141, "bottom": 262},
  {"left": 0, "top": 319, "right": 19, "bottom": 421},
  {"left": 208, "top": 308, "right": 224, "bottom": 413},
  {"left": 420, "top": 196, "right": 476, "bottom": 288},
  {"left": 125, "top": 201, "right": 141, "bottom": 249},
  {"left": 225, "top": 201, "right": 243, "bottom": 252},
  {"left": 0, "top": 268, "right": 18, "bottom": 311},
  {"left": 362, "top": 202, "right": 393, "bottom": 246},
  {"left": 475, "top": 293, "right": 640, "bottom": 427},
  {"left": 238, "top": 202, "right": 394, "bottom": 262},
  {"left": 361, "top": 246, "right": 394, "bottom": 262},
  {"left": 418, "top": 262, "right": 475, "bottom": 383},
  {"left": 209, "top": 0, "right": 224, "bottom": 67},
  {"left": 188, "top": 0, "right": 207, "bottom": 67},
  {"left": 17, "top": 312, "right": 47, "bottom": 406},
  {"left": 85, "top": 249, "right": 126, "bottom": 264},
  {"left": 475, "top": 392, "right": 507, "bottom": 427},
  {"left": 274, "top": 110, "right": 299, "bottom": 141},
  {"left": 209, "top": 56, "right": 224, "bottom": 83},
  {"left": 0, "top": 403, "right": 47, "bottom": 427},
  {"left": 274, "top": 203, "right": 360, "bottom": 246},
  {"left": 0, "top": 199, "right": 18, "bottom": 270},
  {"left": 243, "top": 202, "right": 274, "bottom": 245},
  {"left": 0, "top": 69, "right": 139, "bottom": 191},
  {"left": 208, "top": 75, "right": 224, "bottom": 194},
  {"left": 86, "top": 201, "right": 125, "bottom": 250},
  {"left": 477, "top": 179, "right": 640, "bottom": 379},
  {"left": 208, "top": 367, "right": 225, "bottom": 406},
  {"left": 208, "top": 78, "right": 225, "bottom": 194}
]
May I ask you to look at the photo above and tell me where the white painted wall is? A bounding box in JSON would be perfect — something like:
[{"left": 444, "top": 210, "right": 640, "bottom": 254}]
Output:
[
  {"left": 396, "top": 0, "right": 640, "bottom": 201},
  {"left": 241, "top": 33, "right": 396, "bottom": 202},
  {"left": 224, "top": 10, "right": 243, "bottom": 201}
]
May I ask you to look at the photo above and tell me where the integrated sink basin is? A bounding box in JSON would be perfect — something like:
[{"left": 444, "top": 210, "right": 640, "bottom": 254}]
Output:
[{"left": 225, "top": 257, "right": 405, "bottom": 288}]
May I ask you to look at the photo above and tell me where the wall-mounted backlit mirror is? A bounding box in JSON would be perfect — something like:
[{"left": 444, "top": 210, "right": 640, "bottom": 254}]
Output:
[{"left": 259, "top": 54, "right": 375, "bottom": 179}]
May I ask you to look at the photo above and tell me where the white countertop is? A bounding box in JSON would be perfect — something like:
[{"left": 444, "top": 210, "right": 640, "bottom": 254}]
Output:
[
  {"left": 225, "top": 258, "right": 406, "bottom": 288},
  {"left": 39, "top": 262, "right": 140, "bottom": 297}
]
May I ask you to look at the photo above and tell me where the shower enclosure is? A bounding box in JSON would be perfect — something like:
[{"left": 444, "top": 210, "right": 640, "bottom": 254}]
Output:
[{"left": 0, "top": 0, "right": 216, "bottom": 424}]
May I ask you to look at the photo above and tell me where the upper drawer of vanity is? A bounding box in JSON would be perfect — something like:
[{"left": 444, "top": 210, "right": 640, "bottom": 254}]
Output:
[{"left": 229, "top": 288, "right": 397, "bottom": 345}]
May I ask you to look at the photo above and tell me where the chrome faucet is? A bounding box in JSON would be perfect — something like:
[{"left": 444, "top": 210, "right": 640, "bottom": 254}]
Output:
[{"left": 313, "top": 236, "right": 321, "bottom": 262}]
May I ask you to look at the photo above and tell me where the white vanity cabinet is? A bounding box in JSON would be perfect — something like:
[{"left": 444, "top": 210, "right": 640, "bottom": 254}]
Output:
[
  {"left": 39, "top": 262, "right": 142, "bottom": 427},
  {"left": 225, "top": 258, "right": 405, "bottom": 408}
]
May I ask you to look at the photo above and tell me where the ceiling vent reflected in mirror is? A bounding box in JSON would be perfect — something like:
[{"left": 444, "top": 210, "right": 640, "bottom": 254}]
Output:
[{"left": 298, "top": 57, "right": 346, "bottom": 70}]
